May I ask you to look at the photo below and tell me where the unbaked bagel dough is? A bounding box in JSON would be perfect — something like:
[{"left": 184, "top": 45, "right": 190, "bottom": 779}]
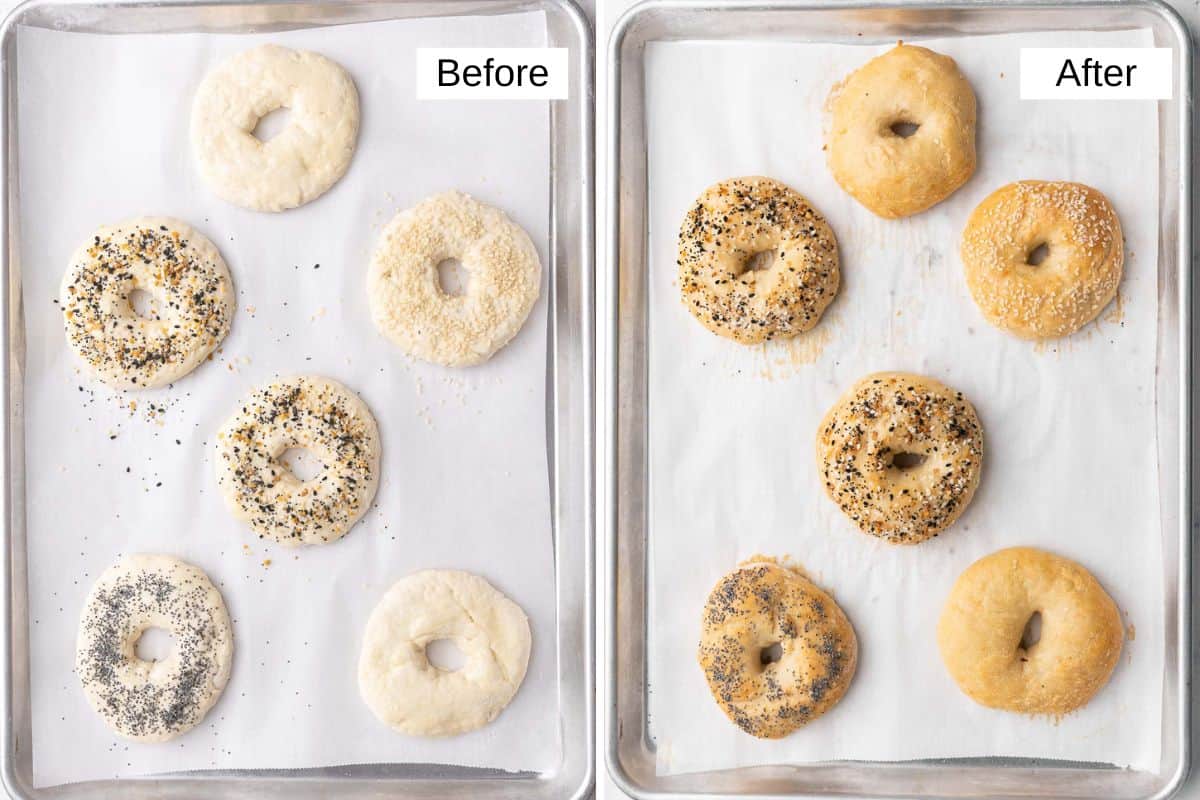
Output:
[
  {"left": 60, "top": 217, "right": 234, "bottom": 390},
  {"left": 75, "top": 554, "right": 233, "bottom": 741},
  {"left": 368, "top": 191, "right": 542, "bottom": 367},
  {"left": 191, "top": 44, "right": 359, "bottom": 212},
  {"left": 358, "top": 569, "right": 531, "bottom": 736},
  {"left": 214, "top": 375, "right": 381, "bottom": 546}
]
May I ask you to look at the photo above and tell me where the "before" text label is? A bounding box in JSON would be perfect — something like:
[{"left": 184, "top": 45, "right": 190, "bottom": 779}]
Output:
[{"left": 417, "top": 48, "right": 569, "bottom": 99}]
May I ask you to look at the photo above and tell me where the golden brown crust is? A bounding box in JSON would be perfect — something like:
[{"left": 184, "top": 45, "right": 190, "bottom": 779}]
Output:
[
  {"left": 937, "top": 547, "right": 1124, "bottom": 715},
  {"left": 961, "top": 180, "right": 1124, "bottom": 339},
  {"left": 817, "top": 372, "right": 984, "bottom": 544},
  {"left": 826, "top": 43, "right": 977, "bottom": 218},
  {"left": 697, "top": 559, "right": 858, "bottom": 738},
  {"left": 677, "top": 176, "right": 840, "bottom": 344}
]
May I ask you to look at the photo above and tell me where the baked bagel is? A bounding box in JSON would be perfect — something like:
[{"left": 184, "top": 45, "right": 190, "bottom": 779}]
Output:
[
  {"left": 938, "top": 547, "right": 1123, "bottom": 715},
  {"left": 817, "top": 372, "right": 984, "bottom": 544},
  {"left": 698, "top": 558, "right": 857, "bottom": 738},
  {"left": 826, "top": 43, "right": 977, "bottom": 218},
  {"left": 677, "top": 176, "right": 839, "bottom": 344},
  {"left": 961, "top": 180, "right": 1124, "bottom": 339}
]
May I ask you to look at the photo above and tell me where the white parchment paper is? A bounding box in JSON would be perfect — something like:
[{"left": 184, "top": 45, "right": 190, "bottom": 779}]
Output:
[
  {"left": 18, "top": 12, "right": 558, "bottom": 787},
  {"left": 646, "top": 29, "right": 1163, "bottom": 774}
]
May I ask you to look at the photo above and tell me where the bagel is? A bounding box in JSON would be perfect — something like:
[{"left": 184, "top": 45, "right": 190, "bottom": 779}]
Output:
[
  {"left": 937, "top": 547, "right": 1123, "bottom": 715},
  {"left": 697, "top": 558, "right": 857, "bottom": 738},
  {"left": 817, "top": 372, "right": 984, "bottom": 544},
  {"left": 826, "top": 43, "right": 977, "bottom": 218},
  {"left": 961, "top": 180, "right": 1124, "bottom": 339},
  {"left": 191, "top": 44, "right": 359, "bottom": 212},
  {"left": 676, "top": 176, "right": 840, "bottom": 344},
  {"left": 60, "top": 217, "right": 234, "bottom": 389},
  {"left": 214, "top": 375, "right": 381, "bottom": 546},
  {"left": 358, "top": 569, "right": 531, "bottom": 736},
  {"left": 75, "top": 554, "right": 233, "bottom": 741},
  {"left": 368, "top": 191, "right": 542, "bottom": 367}
]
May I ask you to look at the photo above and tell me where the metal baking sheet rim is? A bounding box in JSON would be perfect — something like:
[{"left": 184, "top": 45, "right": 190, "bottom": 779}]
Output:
[
  {"left": 0, "top": 0, "right": 596, "bottom": 797},
  {"left": 603, "top": 1, "right": 1193, "bottom": 798}
]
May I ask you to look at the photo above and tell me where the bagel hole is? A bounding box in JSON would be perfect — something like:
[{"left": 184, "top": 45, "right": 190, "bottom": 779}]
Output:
[
  {"left": 252, "top": 107, "right": 291, "bottom": 143},
  {"left": 135, "top": 627, "right": 175, "bottom": 663},
  {"left": 279, "top": 447, "right": 324, "bottom": 482},
  {"left": 891, "top": 451, "right": 927, "bottom": 470},
  {"left": 436, "top": 258, "right": 470, "bottom": 297},
  {"left": 890, "top": 120, "right": 920, "bottom": 138},
  {"left": 759, "top": 642, "right": 783, "bottom": 666},
  {"left": 128, "top": 288, "right": 160, "bottom": 320},
  {"left": 1026, "top": 242, "right": 1050, "bottom": 267},
  {"left": 1019, "top": 611, "right": 1043, "bottom": 651},
  {"left": 427, "top": 638, "right": 466, "bottom": 672},
  {"left": 743, "top": 250, "right": 776, "bottom": 274}
]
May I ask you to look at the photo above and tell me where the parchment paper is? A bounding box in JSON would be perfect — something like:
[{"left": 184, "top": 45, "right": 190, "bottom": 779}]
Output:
[
  {"left": 18, "top": 11, "right": 558, "bottom": 787},
  {"left": 646, "top": 29, "right": 1163, "bottom": 774}
]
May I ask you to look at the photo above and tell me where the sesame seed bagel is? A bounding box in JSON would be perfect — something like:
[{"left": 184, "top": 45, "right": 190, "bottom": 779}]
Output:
[
  {"left": 938, "top": 547, "right": 1123, "bottom": 715},
  {"left": 368, "top": 191, "right": 542, "bottom": 367},
  {"left": 961, "top": 181, "right": 1124, "bottom": 339},
  {"left": 677, "top": 176, "right": 840, "bottom": 344},
  {"left": 826, "top": 43, "right": 977, "bottom": 218},
  {"left": 817, "top": 372, "right": 984, "bottom": 544},
  {"left": 60, "top": 217, "right": 234, "bottom": 390},
  {"left": 698, "top": 559, "right": 858, "bottom": 739},
  {"left": 75, "top": 554, "right": 233, "bottom": 742},
  {"left": 214, "top": 375, "right": 381, "bottom": 546}
]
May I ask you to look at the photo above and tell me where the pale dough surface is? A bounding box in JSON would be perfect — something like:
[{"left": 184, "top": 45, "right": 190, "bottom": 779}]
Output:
[
  {"left": 938, "top": 547, "right": 1123, "bottom": 715},
  {"left": 368, "top": 191, "right": 542, "bottom": 367},
  {"left": 75, "top": 554, "right": 233, "bottom": 742},
  {"left": 961, "top": 180, "right": 1124, "bottom": 340},
  {"left": 214, "top": 375, "right": 381, "bottom": 546},
  {"left": 60, "top": 216, "right": 234, "bottom": 390},
  {"left": 358, "top": 569, "right": 531, "bottom": 737},
  {"left": 826, "top": 43, "right": 976, "bottom": 218},
  {"left": 191, "top": 44, "right": 359, "bottom": 212}
]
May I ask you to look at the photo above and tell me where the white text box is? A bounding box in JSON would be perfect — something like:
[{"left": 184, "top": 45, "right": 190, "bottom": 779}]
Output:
[
  {"left": 416, "top": 48, "right": 568, "bottom": 100},
  {"left": 1020, "top": 48, "right": 1172, "bottom": 100}
]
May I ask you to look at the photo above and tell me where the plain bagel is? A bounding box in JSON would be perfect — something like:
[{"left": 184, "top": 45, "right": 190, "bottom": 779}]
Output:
[
  {"left": 358, "top": 569, "right": 531, "bottom": 736},
  {"left": 826, "top": 43, "right": 977, "bottom": 218},
  {"left": 191, "top": 44, "right": 360, "bottom": 212},
  {"left": 938, "top": 547, "right": 1124, "bottom": 715}
]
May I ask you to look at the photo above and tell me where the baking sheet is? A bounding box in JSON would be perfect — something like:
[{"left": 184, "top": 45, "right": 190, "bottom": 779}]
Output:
[
  {"left": 645, "top": 29, "right": 1163, "bottom": 775},
  {"left": 17, "top": 11, "right": 558, "bottom": 788}
]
